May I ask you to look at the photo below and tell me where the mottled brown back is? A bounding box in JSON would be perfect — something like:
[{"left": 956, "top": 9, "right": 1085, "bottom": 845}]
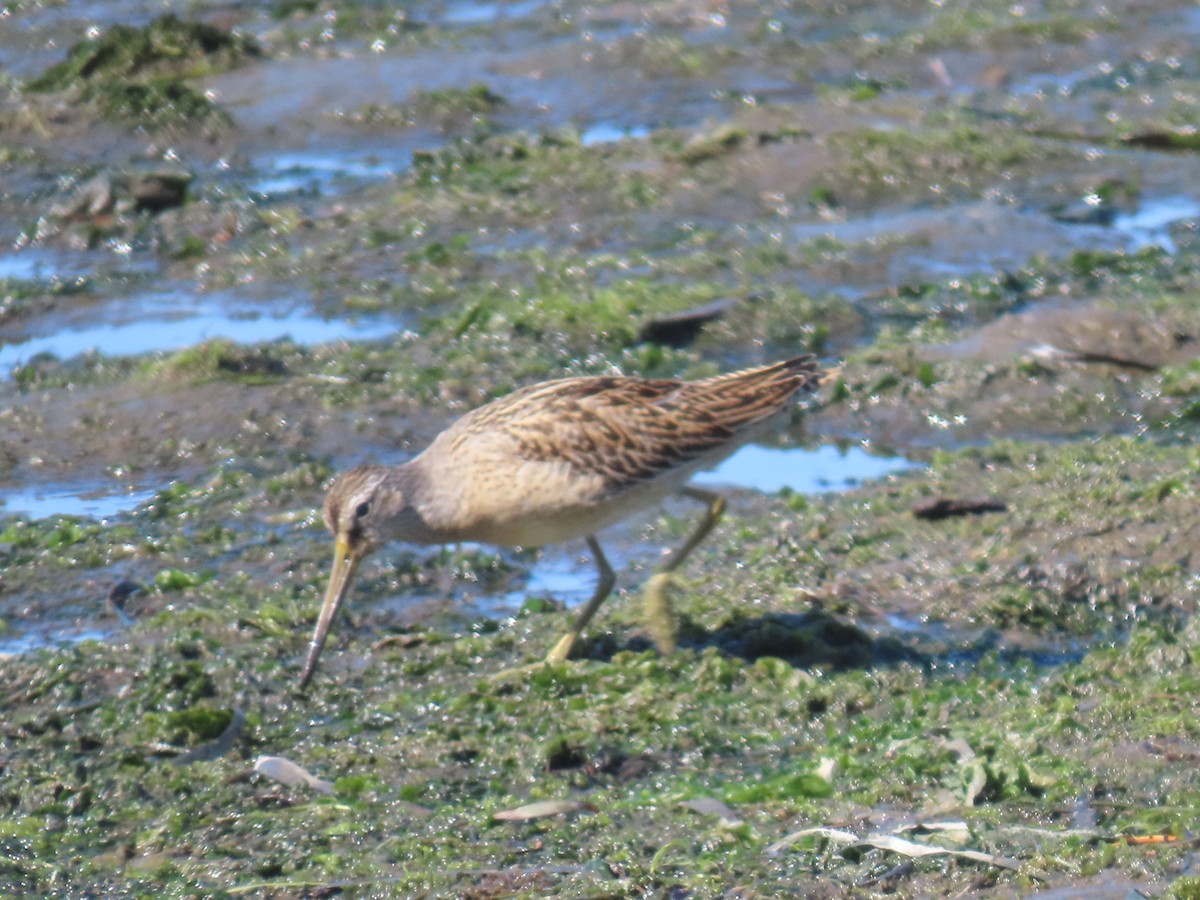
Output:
[{"left": 445, "top": 356, "right": 821, "bottom": 491}]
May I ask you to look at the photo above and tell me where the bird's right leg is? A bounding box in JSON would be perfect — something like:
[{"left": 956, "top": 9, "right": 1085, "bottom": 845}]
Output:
[{"left": 643, "top": 487, "right": 727, "bottom": 654}]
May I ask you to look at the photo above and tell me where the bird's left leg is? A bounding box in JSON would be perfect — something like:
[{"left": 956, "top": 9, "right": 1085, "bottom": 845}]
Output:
[
  {"left": 544, "top": 535, "right": 616, "bottom": 664},
  {"left": 643, "top": 486, "right": 726, "bottom": 654},
  {"left": 492, "top": 536, "right": 616, "bottom": 680}
]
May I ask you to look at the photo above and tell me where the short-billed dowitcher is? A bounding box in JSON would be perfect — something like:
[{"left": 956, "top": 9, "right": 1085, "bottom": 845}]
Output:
[{"left": 299, "top": 356, "right": 823, "bottom": 688}]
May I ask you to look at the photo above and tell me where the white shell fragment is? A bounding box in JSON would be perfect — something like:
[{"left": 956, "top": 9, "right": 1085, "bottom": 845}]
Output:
[
  {"left": 493, "top": 799, "right": 591, "bottom": 821},
  {"left": 253, "top": 755, "right": 335, "bottom": 794}
]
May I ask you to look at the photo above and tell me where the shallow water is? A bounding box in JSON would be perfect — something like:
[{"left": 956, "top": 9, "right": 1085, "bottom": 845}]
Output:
[
  {"left": 0, "top": 250, "right": 76, "bottom": 281},
  {"left": 440, "top": 0, "right": 550, "bottom": 26},
  {"left": 0, "top": 482, "right": 157, "bottom": 520},
  {"left": 0, "top": 285, "right": 402, "bottom": 373},
  {"left": 0, "top": 246, "right": 151, "bottom": 281},
  {"left": 1109, "top": 195, "right": 1200, "bottom": 253},
  {"left": 248, "top": 150, "right": 403, "bottom": 197},
  {"left": 579, "top": 121, "right": 651, "bottom": 146},
  {"left": 791, "top": 194, "right": 1200, "bottom": 293},
  {"left": 692, "top": 443, "right": 917, "bottom": 495},
  {"left": 0, "top": 625, "right": 110, "bottom": 658},
  {"left": 0, "top": 441, "right": 920, "bottom": 650}
]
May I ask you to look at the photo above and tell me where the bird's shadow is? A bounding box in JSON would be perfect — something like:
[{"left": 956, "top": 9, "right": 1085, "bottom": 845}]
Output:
[
  {"left": 577, "top": 608, "right": 923, "bottom": 672},
  {"left": 575, "top": 606, "right": 1092, "bottom": 674}
]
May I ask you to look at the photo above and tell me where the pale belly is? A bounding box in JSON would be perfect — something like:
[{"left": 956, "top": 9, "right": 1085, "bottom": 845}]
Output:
[
  {"left": 462, "top": 478, "right": 682, "bottom": 547},
  {"left": 416, "top": 455, "right": 701, "bottom": 548}
]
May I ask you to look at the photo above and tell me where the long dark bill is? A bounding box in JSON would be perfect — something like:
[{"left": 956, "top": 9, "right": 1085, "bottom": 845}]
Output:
[{"left": 298, "top": 537, "right": 361, "bottom": 691}]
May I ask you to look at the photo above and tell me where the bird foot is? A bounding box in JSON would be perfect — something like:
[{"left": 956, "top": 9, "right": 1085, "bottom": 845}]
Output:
[
  {"left": 642, "top": 572, "right": 681, "bottom": 655},
  {"left": 486, "top": 632, "right": 580, "bottom": 683},
  {"left": 487, "top": 661, "right": 550, "bottom": 683},
  {"left": 545, "top": 631, "right": 577, "bottom": 665},
  {"left": 488, "top": 658, "right": 582, "bottom": 684}
]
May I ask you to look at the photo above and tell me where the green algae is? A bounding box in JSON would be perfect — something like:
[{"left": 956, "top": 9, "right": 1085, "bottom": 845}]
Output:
[
  {"left": 26, "top": 14, "right": 258, "bottom": 130},
  {"left": 5, "top": 587, "right": 1199, "bottom": 895},
  {"left": 149, "top": 339, "right": 292, "bottom": 385},
  {"left": 907, "top": 3, "right": 1109, "bottom": 53},
  {"left": 5, "top": 1, "right": 1200, "bottom": 895},
  {"left": 28, "top": 15, "right": 258, "bottom": 91},
  {"left": 4, "top": 428, "right": 1198, "bottom": 895},
  {"left": 675, "top": 124, "right": 749, "bottom": 164},
  {"left": 827, "top": 124, "right": 1040, "bottom": 205},
  {"left": 163, "top": 702, "right": 235, "bottom": 743},
  {"left": 85, "top": 77, "right": 228, "bottom": 131},
  {"left": 351, "top": 82, "right": 507, "bottom": 128}
]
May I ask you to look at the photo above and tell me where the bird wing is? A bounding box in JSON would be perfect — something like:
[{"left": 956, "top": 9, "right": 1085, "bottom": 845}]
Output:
[
  {"left": 496, "top": 376, "right": 731, "bottom": 487},
  {"left": 463, "top": 357, "right": 820, "bottom": 491}
]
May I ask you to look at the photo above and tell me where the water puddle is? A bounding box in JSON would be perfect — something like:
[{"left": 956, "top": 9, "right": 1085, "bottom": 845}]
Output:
[
  {"left": 692, "top": 443, "right": 919, "bottom": 494},
  {"left": 207, "top": 55, "right": 480, "bottom": 132},
  {"left": 0, "top": 246, "right": 146, "bottom": 282},
  {"left": 0, "top": 482, "right": 157, "bottom": 520},
  {"left": 1010, "top": 63, "right": 1107, "bottom": 99},
  {"left": 0, "top": 286, "right": 401, "bottom": 373},
  {"left": 792, "top": 196, "right": 1199, "bottom": 294},
  {"left": 0, "top": 625, "right": 110, "bottom": 659},
  {"left": 484, "top": 550, "right": 602, "bottom": 614},
  {"left": 249, "top": 151, "right": 404, "bottom": 197},
  {"left": 1108, "top": 195, "right": 1200, "bottom": 253},
  {"left": 791, "top": 202, "right": 1111, "bottom": 288},
  {"left": 580, "top": 121, "right": 651, "bottom": 146},
  {"left": 204, "top": 42, "right": 729, "bottom": 164},
  {"left": 365, "top": 443, "right": 921, "bottom": 624},
  {"left": 441, "top": 0, "right": 550, "bottom": 25},
  {"left": 0, "top": 249, "right": 69, "bottom": 281},
  {"left": 878, "top": 614, "right": 1089, "bottom": 670}
]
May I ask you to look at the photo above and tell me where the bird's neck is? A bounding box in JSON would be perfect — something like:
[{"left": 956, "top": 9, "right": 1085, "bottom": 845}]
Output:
[{"left": 376, "top": 460, "right": 448, "bottom": 546}]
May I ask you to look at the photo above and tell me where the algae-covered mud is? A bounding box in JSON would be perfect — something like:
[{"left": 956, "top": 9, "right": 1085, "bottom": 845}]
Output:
[{"left": 3, "top": 0, "right": 1200, "bottom": 896}]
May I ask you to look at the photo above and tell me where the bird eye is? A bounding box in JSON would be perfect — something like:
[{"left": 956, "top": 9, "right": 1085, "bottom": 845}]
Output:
[{"left": 355, "top": 501, "right": 371, "bottom": 518}]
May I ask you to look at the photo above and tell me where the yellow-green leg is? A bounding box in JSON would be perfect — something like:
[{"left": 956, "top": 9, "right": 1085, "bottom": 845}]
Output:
[
  {"left": 643, "top": 487, "right": 726, "bottom": 654},
  {"left": 501, "top": 487, "right": 725, "bottom": 676},
  {"left": 544, "top": 535, "right": 615, "bottom": 664},
  {"left": 489, "top": 537, "right": 614, "bottom": 681}
]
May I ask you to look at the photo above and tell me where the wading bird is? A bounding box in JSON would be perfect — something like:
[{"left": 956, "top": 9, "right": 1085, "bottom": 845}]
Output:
[{"left": 300, "top": 356, "right": 824, "bottom": 689}]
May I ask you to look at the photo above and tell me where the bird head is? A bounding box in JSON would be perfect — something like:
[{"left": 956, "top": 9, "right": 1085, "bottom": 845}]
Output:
[
  {"left": 322, "top": 465, "right": 397, "bottom": 556},
  {"left": 299, "top": 465, "right": 404, "bottom": 690}
]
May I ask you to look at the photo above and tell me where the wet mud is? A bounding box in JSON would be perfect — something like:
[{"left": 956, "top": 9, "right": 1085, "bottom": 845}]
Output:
[{"left": 2, "top": 0, "right": 1200, "bottom": 896}]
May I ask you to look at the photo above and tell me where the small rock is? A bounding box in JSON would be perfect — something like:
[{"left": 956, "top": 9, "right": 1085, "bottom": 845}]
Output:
[
  {"left": 126, "top": 169, "right": 192, "bottom": 213},
  {"left": 1051, "top": 199, "right": 1117, "bottom": 226},
  {"left": 49, "top": 174, "right": 115, "bottom": 220},
  {"left": 912, "top": 497, "right": 1007, "bottom": 520},
  {"left": 638, "top": 298, "right": 736, "bottom": 348},
  {"left": 49, "top": 167, "right": 193, "bottom": 221},
  {"left": 107, "top": 580, "right": 147, "bottom": 623}
]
